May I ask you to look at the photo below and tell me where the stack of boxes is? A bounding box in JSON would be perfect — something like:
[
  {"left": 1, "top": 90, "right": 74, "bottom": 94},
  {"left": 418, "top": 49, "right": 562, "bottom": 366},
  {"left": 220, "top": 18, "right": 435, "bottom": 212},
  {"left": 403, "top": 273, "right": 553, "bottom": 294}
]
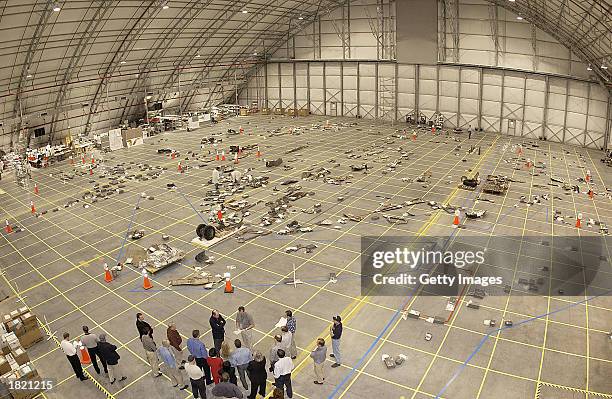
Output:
[
  {"left": 1, "top": 308, "right": 42, "bottom": 349},
  {"left": 0, "top": 308, "right": 43, "bottom": 398}
]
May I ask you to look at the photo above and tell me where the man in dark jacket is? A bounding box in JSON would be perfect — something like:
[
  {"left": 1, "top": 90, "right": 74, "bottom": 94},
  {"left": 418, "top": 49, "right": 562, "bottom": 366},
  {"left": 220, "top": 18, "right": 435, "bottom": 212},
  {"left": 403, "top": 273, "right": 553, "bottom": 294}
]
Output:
[
  {"left": 98, "top": 334, "right": 127, "bottom": 384},
  {"left": 247, "top": 351, "right": 267, "bottom": 399},
  {"left": 136, "top": 313, "right": 152, "bottom": 340},
  {"left": 209, "top": 309, "right": 226, "bottom": 354},
  {"left": 167, "top": 322, "right": 185, "bottom": 369},
  {"left": 212, "top": 372, "right": 244, "bottom": 398},
  {"left": 330, "top": 316, "right": 342, "bottom": 368}
]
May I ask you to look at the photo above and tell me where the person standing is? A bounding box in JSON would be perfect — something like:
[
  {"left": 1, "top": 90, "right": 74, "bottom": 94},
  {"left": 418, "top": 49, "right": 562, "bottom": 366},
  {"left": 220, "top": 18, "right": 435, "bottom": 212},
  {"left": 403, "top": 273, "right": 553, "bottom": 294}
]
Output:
[
  {"left": 81, "top": 326, "right": 107, "bottom": 375},
  {"left": 468, "top": 125, "right": 473, "bottom": 140},
  {"left": 279, "top": 326, "right": 292, "bottom": 353},
  {"left": 330, "top": 316, "right": 342, "bottom": 368},
  {"left": 209, "top": 310, "right": 226, "bottom": 354},
  {"left": 247, "top": 351, "right": 267, "bottom": 399},
  {"left": 97, "top": 334, "right": 127, "bottom": 384},
  {"left": 212, "top": 373, "right": 244, "bottom": 398},
  {"left": 167, "top": 322, "right": 185, "bottom": 369},
  {"left": 268, "top": 335, "right": 283, "bottom": 372},
  {"left": 235, "top": 306, "right": 255, "bottom": 349},
  {"left": 136, "top": 313, "right": 152, "bottom": 340},
  {"left": 273, "top": 349, "right": 293, "bottom": 398},
  {"left": 185, "top": 355, "right": 207, "bottom": 399},
  {"left": 207, "top": 348, "right": 223, "bottom": 384},
  {"left": 310, "top": 338, "right": 327, "bottom": 385},
  {"left": 229, "top": 339, "right": 251, "bottom": 390},
  {"left": 285, "top": 311, "right": 297, "bottom": 359},
  {"left": 212, "top": 167, "right": 221, "bottom": 189},
  {"left": 158, "top": 340, "right": 188, "bottom": 390},
  {"left": 187, "top": 330, "right": 213, "bottom": 385},
  {"left": 222, "top": 360, "right": 238, "bottom": 386},
  {"left": 141, "top": 326, "right": 162, "bottom": 377},
  {"left": 60, "top": 332, "right": 88, "bottom": 381}
]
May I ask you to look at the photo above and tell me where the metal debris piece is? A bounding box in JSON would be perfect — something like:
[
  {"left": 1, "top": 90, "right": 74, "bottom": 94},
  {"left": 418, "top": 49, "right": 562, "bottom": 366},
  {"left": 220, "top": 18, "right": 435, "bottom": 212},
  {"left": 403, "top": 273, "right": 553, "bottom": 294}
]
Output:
[
  {"left": 465, "top": 209, "right": 486, "bottom": 219},
  {"left": 265, "top": 158, "right": 283, "bottom": 167},
  {"left": 139, "top": 244, "right": 185, "bottom": 273}
]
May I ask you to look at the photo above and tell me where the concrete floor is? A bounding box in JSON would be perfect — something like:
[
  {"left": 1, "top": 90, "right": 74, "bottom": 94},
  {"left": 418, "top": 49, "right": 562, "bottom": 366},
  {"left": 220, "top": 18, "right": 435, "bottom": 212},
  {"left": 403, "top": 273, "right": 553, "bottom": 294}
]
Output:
[{"left": 0, "top": 115, "right": 610, "bottom": 399}]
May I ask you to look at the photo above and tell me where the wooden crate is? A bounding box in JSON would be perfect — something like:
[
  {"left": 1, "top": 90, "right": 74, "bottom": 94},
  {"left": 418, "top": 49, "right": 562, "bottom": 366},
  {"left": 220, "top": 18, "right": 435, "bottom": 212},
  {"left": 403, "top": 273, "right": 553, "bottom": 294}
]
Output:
[{"left": 298, "top": 109, "right": 309, "bottom": 117}]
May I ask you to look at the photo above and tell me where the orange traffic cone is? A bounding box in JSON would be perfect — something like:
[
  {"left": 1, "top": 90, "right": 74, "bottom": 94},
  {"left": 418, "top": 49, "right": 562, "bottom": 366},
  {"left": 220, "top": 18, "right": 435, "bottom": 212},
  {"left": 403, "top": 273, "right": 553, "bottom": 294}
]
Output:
[
  {"left": 431, "top": 126, "right": 436, "bottom": 133},
  {"left": 89, "top": 167, "right": 93, "bottom": 175},
  {"left": 576, "top": 213, "right": 582, "bottom": 228},
  {"left": 256, "top": 146, "right": 261, "bottom": 157},
  {"left": 411, "top": 132, "right": 417, "bottom": 141},
  {"left": 221, "top": 150, "right": 226, "bottom": 161},
  {"left": 104, "top": 263, "right": 113, "bottom": 283},
  {"left": 588, "top": 189, "right": 594, "bottom": 199},
  {"left": 234, "top": 153, "right": 239, "bottom": 164},
  {"left": 517, "top": 146, "right": 523, "bottom": 156},
  {"left": 70, "top": 156, "right": 74, "bottom": 165},
  {"left": 4, "top": 220, "right": 12, "bottom": 234},
  {"left": 142, "top": 270, "right": 153, "bottom": 290},
  {"left": 239, "top": 126, "right": 244, "bottom": 134},
  {"left": 525, "top": 159, "right": 532, "bottom": 168},
  {"left": 215, "top": 150, "right": 220, "bottom": 161},
  {"left": 34, "top": 183, "right": 39, "bottom": 195},
  {"left": 80, "top": 345, "right": 91, "bottom": 364},
  {"left": 30, "top": 201, "right": 36, "bottom": 214},
  {"left": 452, "top": 209, "right": 460, "bottom": 227},
  {"left": 224, "top": 272, "right": 234, "bottom": 293},
  {"left": 91, "top": 156, "right": 95, "bottom": 165},
  {"left": 325, "top": 120, "right": 330, "bottom": 128},
  {"left": 171, "top": 151, "right": 176, "bottom": 160},
  {"left": 217, "top": 209, "right": 223, "bottom": 221},
  {"left": 178, "top": 162, "right": 183, "bottom": 173},
  {"left": 585, "top": 170, "right": 591, "bottom": 182},
  {"left": 81, "top": 155, "right": 85, "bottom": 164}
]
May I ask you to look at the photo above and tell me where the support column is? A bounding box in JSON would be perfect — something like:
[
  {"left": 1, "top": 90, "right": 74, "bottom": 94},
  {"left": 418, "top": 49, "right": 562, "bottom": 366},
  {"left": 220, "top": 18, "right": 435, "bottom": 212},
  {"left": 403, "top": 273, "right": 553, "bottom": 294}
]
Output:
[
  {"left": 456, "top": 66, "right": 461, "bottom": 127},
  {"left": 375, "top": 63, "right": 379, "bottom": 119},
  {"left": 520, "top": 73, "right": 527, "bottom": 137},
  {"left": 583, "top": 83, "right": 591, "bottom": 147},
  {"left": 542, "top": 75, "right": 549, "bottom": 140},
  {"left": 277, "top": 63, "right": 282, "bottom": 110},
  {"left": 323, "top": 62, "right": 327, "bottom": 115},
  {"left": 499, "top": 70, "right": 505, "bottom": 133},
  {"left": 562, "top": 79, "right": 569, "bottom": 143},
  {"left": 293, "top": 62, "right": 297, "bottom": 111},
  {"left": 264, "top": 62, "right": 269, "bottom": 109},
  {"left": 394, "top": 62, "right": 399, "bottom": 123},
  {"left": 306, "top": 62, "right": 311, "bottom": 111},
  {"left": 415, "top": 64, "right": 420, "bottom": 118},
  {"left": 340, "top": 62, "right": 344, "bottom": 116},
  {"left": 357, "top": 62, "right": 361, "bottom": 117},
  {"left": 477, "top": 67, "right": 483, "bottom": 129},
  {"left": 604, "top": 94, "right": 611, "bottom": 150}
]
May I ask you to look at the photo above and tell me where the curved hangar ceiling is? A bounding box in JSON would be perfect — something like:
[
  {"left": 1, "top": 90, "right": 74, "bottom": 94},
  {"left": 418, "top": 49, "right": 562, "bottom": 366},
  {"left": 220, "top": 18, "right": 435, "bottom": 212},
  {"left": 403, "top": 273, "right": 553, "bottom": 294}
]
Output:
[{"left": 0, "top": 0, "right": 609, "bottom": 143}]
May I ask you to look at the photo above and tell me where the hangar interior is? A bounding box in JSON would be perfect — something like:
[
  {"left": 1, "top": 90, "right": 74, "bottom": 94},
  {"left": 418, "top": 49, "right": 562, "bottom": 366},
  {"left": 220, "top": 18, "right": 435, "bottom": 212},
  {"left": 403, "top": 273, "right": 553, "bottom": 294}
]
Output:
[{"left": 0, "top": 1, "right": 610, "bottom": 399}]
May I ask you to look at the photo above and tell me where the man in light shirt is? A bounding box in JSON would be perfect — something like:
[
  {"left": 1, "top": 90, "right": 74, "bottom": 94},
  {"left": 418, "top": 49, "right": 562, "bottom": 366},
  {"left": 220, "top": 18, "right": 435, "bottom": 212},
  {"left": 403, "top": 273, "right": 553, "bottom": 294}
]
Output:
[
  {"left": 273, "top": 349, "right": 293, "bottom": 398},
  {"left": 60, "top": 332, "right": 88, "bottom": 381},
  {"left": 212, "top": 167, "right": 221, "bottom": 189},
  {"left": 268, "top": 335, "right": 283, "bottom": 372},
  {"left": 81, "top": 325, "right": 107, "bottom": 375},
  {"left": 185, "top": 355, "right": 207, "bottom": 399},
  {"left": 235, "top": 306, "right": 255, "bottom": 349},
  {"left": 229, "top": 339, "right": 252, "bottom": 390},
  {"left": 158, "top": 340, "right": 188, "bottom": 390},
  {"left": 280, "top": 326, "right": 292, "bottom": 352}
]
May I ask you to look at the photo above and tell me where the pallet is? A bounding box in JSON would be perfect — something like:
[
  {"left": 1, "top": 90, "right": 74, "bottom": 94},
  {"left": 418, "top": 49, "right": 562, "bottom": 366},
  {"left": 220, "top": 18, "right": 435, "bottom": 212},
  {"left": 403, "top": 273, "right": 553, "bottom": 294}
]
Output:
[{"left": 191, "top": 225, "right": 246, "bottom": 249}]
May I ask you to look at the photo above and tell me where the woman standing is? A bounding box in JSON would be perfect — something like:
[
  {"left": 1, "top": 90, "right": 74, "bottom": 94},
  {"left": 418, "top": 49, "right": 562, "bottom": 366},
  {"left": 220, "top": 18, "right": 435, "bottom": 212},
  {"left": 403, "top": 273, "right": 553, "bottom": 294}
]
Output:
[{"left": 247, "top": 351, "right": 267, "bottom": 399}]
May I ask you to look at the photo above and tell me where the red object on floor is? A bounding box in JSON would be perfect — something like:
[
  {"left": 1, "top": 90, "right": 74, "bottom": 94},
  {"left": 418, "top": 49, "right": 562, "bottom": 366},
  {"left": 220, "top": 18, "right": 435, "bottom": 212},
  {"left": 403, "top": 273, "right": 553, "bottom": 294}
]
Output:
[
  {"left": 30, "top": 201, "right": 36, "bottom": 214},
  {"left": 104, "top": 264, "right": 113, "bottom": 283},
  {"left": 34, "top": 183, "right": 39, "bottom": 195},
  {"left": 80, "top": 346, "right": 91, "bottom": 364},
  {"left": 142, "top": 270, "right": 153, "bottom": 290},
  {"left": 4, "top": 220, "right": 12, "bottom": 234},
  {"left": 576, "top": 213, "right": 582, "bottom": 228}
]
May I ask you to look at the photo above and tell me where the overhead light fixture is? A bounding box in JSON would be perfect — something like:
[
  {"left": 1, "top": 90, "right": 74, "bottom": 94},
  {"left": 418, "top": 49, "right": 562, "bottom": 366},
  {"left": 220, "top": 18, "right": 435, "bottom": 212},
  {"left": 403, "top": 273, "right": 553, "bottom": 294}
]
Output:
[
  {"left": 161, "top": 1, "right": 169, "bottom": 9},
  {"left": 120, "top": 60, "right": 127, "bottom": 64},
  {"left": 602, "top": 65, "right": 608, "bottom": 70},
  {"left": 195, "top": 54, "right": 200, "bottom": 58},
  {"left": 241, "top": 10, "right": 248, "bottom": 14},
  {"left": 508, "top": 0, "right": 515, "bottom": 2},
  {"left": 516, "top": 15, "right": 523, "bottom": 20},
  {"left": 52, "top": 3, "right": 61, "bottom": 11},
  {"left": 587, "top": 65, "right": 593, "bottom": 71},
  {"left": 26, "top": 73, "right": 32, "bottom": 78},
  {"left": 298, "top": 15, "right": 303, "bottom": 20},
  {"left": 146, "top": 95, "right": 152, "bottom": 100},
  {"left": 253, "top": 52, "right": 258, "bottom": 56}
]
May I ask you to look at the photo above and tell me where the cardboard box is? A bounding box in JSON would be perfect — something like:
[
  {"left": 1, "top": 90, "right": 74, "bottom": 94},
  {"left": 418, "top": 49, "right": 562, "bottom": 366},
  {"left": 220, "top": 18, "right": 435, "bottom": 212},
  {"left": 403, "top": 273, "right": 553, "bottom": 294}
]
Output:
[
  {"left": 121, "top": 127, "right": 142, "bottom": 147},
  {"left": 261, "top": 108, "right": 270, "bottom": 115},
  {"left": 12, "top": 349, "right": 28, "bottom": 366},
  {"left": 298, "top": 109, "right": 309, "bottom": 117},
  {"left": 285, "top": 109, "right": 297, "bottom": 117},
  {"left": 0, "top": 357, "right": 9, "bottom": 375},
  {"left": 239, "top": 108, "right": 248, "bottom": 116},
  {"left": 274, "top": 108, "right": 283, "bottom": 115},
  {"left": 17, "top": 329, "right": 42, "bottom": 350}
]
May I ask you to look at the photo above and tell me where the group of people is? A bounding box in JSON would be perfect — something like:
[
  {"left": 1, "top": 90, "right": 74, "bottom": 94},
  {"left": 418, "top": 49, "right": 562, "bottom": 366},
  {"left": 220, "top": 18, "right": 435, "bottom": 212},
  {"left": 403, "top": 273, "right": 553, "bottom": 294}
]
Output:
[{"left": 60, "top": 305, "right": 345, "bottom": 399}]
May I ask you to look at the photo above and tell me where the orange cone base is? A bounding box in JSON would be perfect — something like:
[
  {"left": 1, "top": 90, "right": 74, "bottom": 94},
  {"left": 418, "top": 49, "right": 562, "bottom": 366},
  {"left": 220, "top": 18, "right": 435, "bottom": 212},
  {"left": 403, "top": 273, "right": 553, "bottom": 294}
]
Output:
[
  {"left": 224, "top": 281, "right": 234, "bottom": 293},
  {"left": 576, "top": 220, "right": 581, "bottom": 228},
  {"left": 80, "top": 347, "right": 91, "bottom": 364},
  {"left": 143, "top": 276, "right": 153, "bottom": 290},
  {"left": 453, "top": 216, "right": 460, "bottom": 226},
  {"left": 4, "top": 225, "right": 12, "bottom": 234},
  {"left": 104, "top": 270, "right": 113, "bottom": 283}
]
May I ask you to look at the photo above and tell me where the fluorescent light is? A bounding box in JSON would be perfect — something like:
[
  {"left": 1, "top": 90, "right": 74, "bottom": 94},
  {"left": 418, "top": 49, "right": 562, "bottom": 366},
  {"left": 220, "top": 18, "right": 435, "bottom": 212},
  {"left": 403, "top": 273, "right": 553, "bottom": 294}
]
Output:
[
  {"left": 516, "top": 15, "right": 523, "bottom": 20},
  {"left": 253, "top": 52, "right": 257, "bottom": 56},
  {"left": 146, "top": 95, "right": 152, "bottom": 100},
  {"left": 195, "top": 54, "right": 200, "bottom": 58},
  {"left": 120, "top": 60, "right": 126, "bottom": 64},
  {"left": 298, "top": 15, "right": 303, "bottom": 20},
  {"left": 26, "top": 74, "right": 32, "bottom": 78},
  {"left": 52, "top": 3, "right": 61, "bottom": 11},
  {"left": 602, "top": 65, "right": 608, "bottom": 70},
  {"left": 162, "top": 4, "right": 169, "bottom": 9},
  {"left": 241, "top": 10, "right": 248, "bottom": 14},
  {"left": 587, "top": 65, "right": 593, "bottom": 71},
  {"left": 508, "top": 0, "right": 515, "bottom": 2}
]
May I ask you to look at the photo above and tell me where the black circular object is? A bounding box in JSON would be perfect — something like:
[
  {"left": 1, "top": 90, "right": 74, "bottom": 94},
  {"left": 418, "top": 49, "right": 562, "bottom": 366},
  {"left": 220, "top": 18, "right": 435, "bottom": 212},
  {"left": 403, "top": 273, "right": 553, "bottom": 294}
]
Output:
[{"left": 196, "top": 224, "right": 216, "bottom": 241}]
